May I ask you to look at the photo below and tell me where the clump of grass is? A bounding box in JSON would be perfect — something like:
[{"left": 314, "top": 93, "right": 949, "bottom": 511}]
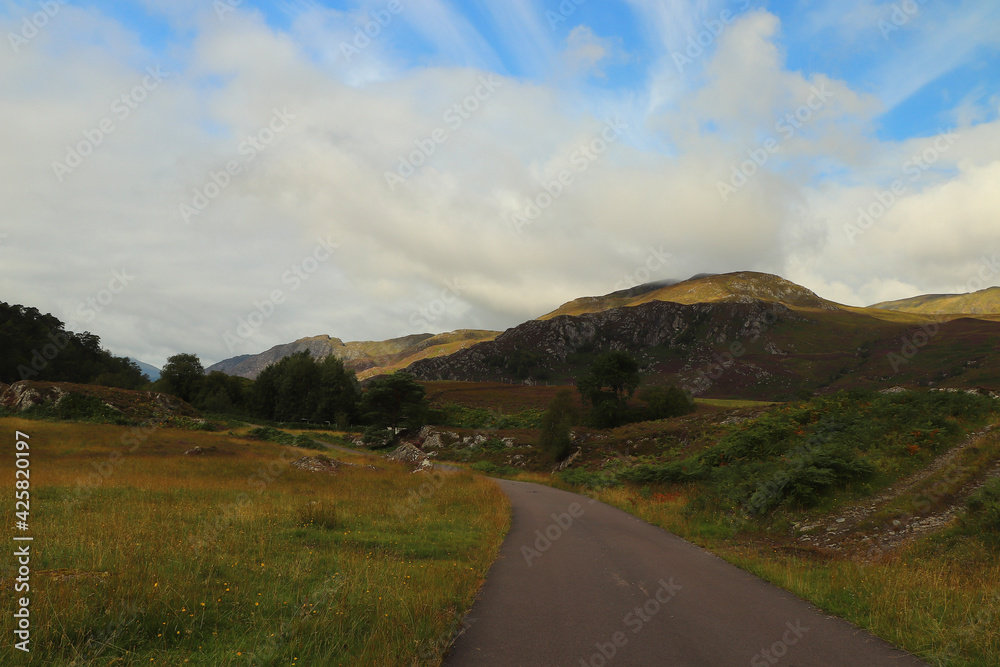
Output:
[{"left": 297, "top": 501, "right": 342, "bottom": 530}]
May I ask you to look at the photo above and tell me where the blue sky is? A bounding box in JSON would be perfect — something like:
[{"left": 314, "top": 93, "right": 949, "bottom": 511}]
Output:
[{"left": 2, "top": 0, "right": 999, "bottom": 366}]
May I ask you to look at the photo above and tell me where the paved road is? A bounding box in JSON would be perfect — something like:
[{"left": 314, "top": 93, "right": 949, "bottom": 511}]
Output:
[{"left": 445, "top": 479, "right": 927, "bottom": 667}]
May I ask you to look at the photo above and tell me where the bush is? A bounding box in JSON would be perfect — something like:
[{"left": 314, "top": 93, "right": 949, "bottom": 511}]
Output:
[
  {"left": 362, "top": 426, "right": 394, "bottom": 449},
  {"left": 964, "top": 478, "right": 1000, "bottom": 534},
  {"left": 638, "top": 385, "right": 695, "bottom": 420},
  {"left": 560, "top": 468, "right": 620, "bottom": 489},
  {"left": 18, "top": 393, "right": 133, "bottom": 425},
  {"left": 470, "top": 461, "right": 518, "bottom": 477},
  {"left": 539, "top": 389, "right": 577, "bottom": 461},
  {"left": 294, "top": 434, "right": 325, "bottom": 450},
  {"left": 745, "top": 444, "right": 875, "bottom": 515},
  {"left": 246, "top": 426, "right": 295, "bottom": 445}
]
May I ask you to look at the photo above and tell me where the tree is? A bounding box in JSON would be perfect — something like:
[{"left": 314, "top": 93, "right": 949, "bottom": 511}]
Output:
[
  {"left": 0, "top": 301, "right": 146, "bottom": 387},
  {"left": 638, "top": 385, "right": 695, "bottom": 420},
  {"left": 251, "top": 351, "right": 359, "bottom": 423},
  {"left": 160, "top": 353, "right": 205, "bottom": 403},
  {"left": 539, "top": 389, "right": 578, "bottom": 461},
  {"left": 360, "top": 372, "right": 428, "bottom": 437},
  {"left": 576, "top": 351, "right": 641, "bottom": 428}
]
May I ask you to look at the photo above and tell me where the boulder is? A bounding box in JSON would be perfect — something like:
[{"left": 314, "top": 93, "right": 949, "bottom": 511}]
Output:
[
  {"left": 386, "top": 443, "right": 428, "bottom": 464},
  {"left": 291, "top": 456, "right": 340, "bottom": 473},
  {"left": 423, "top": 432, "right": 445, "bottom": 449},
  {"left": 0, "top": 382, "right": 66, "bottom": 411}
]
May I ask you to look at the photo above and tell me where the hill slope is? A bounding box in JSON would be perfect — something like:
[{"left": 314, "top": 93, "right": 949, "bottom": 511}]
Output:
[
  {"left": 207, "top": 330, "right": 499, "bottom": 380},
  {"left": 871, "top": 286, "right": 1000, "bottom": 315},
  {"left": 539, "top": 271, "right": 841, "bottom": 319}
]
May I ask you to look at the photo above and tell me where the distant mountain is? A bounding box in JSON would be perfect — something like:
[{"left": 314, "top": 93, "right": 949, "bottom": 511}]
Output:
[
  {"left": 130, "top": 359, "right": 161, "bottom": 381},
  {"left": 405, "top": 272, "right": 1000, "bottom": 399},
  {"left": 539, "top": 271, "right": 841, "bottom": 320},
  {"left": 206, "top": 272, "right": 1000, "bottom": 400},
  {"left": 206, "top": 330, "right": 499, "bottom": 380},
  {"left": 871, "top": 286, "right": 1000, "bottom": 316}
]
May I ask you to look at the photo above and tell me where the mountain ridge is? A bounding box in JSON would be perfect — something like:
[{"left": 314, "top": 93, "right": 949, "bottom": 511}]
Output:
[{"left": 206, "top": 271, "right": 1000, "bottom": 396}]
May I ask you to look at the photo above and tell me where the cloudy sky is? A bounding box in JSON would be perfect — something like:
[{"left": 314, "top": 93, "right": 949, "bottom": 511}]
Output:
[{"left": 2, "top": 0, "right": 999, "bottom": 367}]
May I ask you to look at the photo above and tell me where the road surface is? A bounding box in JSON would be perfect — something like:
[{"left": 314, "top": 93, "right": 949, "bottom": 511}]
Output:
[{"left": 445, "top": 479, "right": 927, "bottom": 667}]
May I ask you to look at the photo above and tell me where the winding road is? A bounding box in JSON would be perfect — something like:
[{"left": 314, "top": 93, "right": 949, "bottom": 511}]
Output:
[{"left": 444, "top": 479, "right": 927, "bottom": 667}]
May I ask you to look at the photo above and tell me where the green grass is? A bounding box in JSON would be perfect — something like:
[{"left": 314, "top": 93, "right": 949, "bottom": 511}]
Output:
[
  {"left": 694, "top": 398, "right": 779, "bottom": 409},
  {"left": 428, "top": 402, "right": 544, "bottom": 430},
  {"left": 0, "top": 418, "right": 509, "bottom": 666}
]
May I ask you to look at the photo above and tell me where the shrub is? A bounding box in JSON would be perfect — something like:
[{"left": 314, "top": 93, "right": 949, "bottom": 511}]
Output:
[
  {"left": 964, "top": 478, "right": 1000, "bottom": 534},
  {"left": 470, "top": 461, "right": 518, "bottom": 476},
  {"left": 362, "top": 426, "right": 394, "bottom": 449},
  {"left": 745, "top": 444, "right": 875, "bottom": 515},
  {"left": 246, "top": 426, "right": 295, "bottom": 445},
  {"left": 560, "top": 468, "right": 620, "bottom": 489},
  {"left": 539, "top": 389, "right": 577, "bottom": 461},
  {"left": 294, "top": 434, "right": 325, "bottom": 450}
]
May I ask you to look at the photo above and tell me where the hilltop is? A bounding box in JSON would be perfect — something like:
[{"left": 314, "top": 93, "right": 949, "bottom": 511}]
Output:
[
  {"left": 871, "top": 286, "right": 1000, "bottom": 316},
  {"left": 539, "top": 271, "right": 842, "bottom": 320}
]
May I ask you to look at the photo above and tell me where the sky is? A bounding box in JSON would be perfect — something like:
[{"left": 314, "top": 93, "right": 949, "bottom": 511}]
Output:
[{"left": 1, "top": 0, "right": 999, "bottom": 368}]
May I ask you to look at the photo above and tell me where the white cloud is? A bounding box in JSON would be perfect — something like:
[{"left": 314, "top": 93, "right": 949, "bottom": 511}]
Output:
[{"left": 1, "top": 3, "right": 999, "bottom": 369}]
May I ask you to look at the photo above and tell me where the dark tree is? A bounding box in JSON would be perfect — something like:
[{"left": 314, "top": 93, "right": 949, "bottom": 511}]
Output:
[
  {"left": 638, "top": 385, "right": 695, "bottom": 420},
  {"left": 576, "top": 351, "right": 641, "bottom": 428},
  {"left": 539, "top": 388, "right": 578, "bottom": 461},
  {"left": 251, "top": 351, "right": 359, "bottom": 423},
  {"left": 160, "top": 353, "right": 205, "bottom": 404},
  {"left": 0, "top": 302, "right": 146, "bottom": 388},
  {"left": 360, "top": 372, "right": 428, "bottom": 436}
]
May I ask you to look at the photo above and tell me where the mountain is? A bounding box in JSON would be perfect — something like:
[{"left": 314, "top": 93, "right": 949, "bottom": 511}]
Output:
[
  {"left": 539, "top": 271, "right": 841, "bottom": 320},
  {"left": 405, "top": 272, "right": 1000, "bottom": 400},
  {"left": 206, "top": 272, "right": 1000, "bottom": 400},
  {"left": 206, "top": 330, "right": 499, "bottom": 380},
  {"left": 871, "top": 286, "right": 1000, "bottom": 316},
  {"left": 130, "top": 358, "right": 161, "bottom": 381}
]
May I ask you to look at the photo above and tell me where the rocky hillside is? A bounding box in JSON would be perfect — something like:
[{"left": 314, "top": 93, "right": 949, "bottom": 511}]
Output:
[
  {"left": 207, "top": 330, "right": 499, "bottom": 380},
  {"left": 0, "top": 381, "right": 199, "bottom": 421},
  {"left": 408, "top": 299, "right": 798, "bottom": 383}
]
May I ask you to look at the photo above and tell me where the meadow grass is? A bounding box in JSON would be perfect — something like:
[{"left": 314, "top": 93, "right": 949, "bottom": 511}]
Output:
[{"left": 0, "top": 418, "right": 509, "bottom": 666}]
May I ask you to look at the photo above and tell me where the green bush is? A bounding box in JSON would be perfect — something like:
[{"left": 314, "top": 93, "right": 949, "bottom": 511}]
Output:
[
  {"left": 964, "top": 478, "right": 1000, "bottom": 534},
  {"left": 560, "top": 468, "right": 621, "bottom": 489},
  {"left": 470, "top": 461, "right": 518, "bottom": 476},
  {"left": 431, "top": 403, "right": 543, "bottom": 429},
  {"left": 745, "top": 444, "right": 875, "bottom": 515},
  {"left": 361, "top": 426, "right": 394, "bottom": 449},
  {"left": 16, "top": 393, "right": 133, "bottom": 425},
  {"left": 246, "top": 426, "right": 295, "bottom": 445},
  {"left": 294, "top": 433, "right": 325, "bottom": 449},
  {"left": 620, "top": 389, "right": 997, "bottom": 519}
]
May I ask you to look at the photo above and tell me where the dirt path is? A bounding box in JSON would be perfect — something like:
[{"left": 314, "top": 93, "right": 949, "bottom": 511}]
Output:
[{"left": 797, "top": 423, "right": 998, "bottom": 558}]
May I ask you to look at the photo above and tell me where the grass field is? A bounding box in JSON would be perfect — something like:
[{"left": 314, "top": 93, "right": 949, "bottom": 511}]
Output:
[{"left": 0, "top": 418, "right": 509, "bottom": 666}]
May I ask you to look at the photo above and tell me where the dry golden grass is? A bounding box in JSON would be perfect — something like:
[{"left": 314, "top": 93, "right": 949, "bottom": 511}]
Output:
[{"left": 0, "top": 418, "right": 509, "bottom": 666}]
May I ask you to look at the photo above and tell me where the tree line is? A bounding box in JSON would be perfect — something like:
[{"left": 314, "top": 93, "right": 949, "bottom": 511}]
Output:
[{"left": 0, "top": 302, "right": 146, "bottom": 388}]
